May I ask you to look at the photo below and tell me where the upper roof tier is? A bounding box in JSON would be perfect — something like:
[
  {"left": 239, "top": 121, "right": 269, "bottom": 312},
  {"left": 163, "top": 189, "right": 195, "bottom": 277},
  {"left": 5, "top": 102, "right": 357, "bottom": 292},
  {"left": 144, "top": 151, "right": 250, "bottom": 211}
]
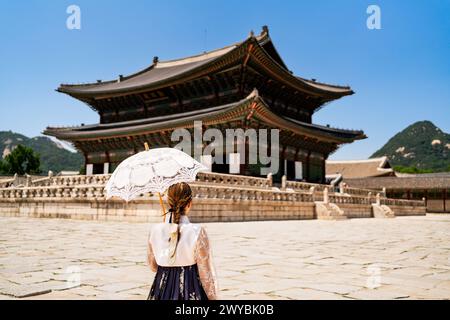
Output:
[{"left": 57, "top": 26, "right": 353, "bottom": 99}]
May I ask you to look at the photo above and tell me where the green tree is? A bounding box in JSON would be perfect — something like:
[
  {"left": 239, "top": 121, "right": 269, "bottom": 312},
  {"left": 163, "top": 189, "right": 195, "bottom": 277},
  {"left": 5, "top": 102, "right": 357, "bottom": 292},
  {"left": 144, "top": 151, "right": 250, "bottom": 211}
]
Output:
[
  {"left": 0, "top": 144, "right": 41, "bottom": 175},
  {"left": 393, "top": 165, "right": 433, "bottom": 174}
]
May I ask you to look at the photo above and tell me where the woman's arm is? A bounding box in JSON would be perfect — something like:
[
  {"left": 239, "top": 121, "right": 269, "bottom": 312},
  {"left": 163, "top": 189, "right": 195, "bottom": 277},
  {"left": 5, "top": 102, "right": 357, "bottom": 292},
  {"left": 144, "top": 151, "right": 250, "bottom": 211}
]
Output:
[
  {"left": 147, "top": 236, "right": 158, "bottom": 273},
  {"left": 194, "top": 227, "right": 218, "bottom": 300}
]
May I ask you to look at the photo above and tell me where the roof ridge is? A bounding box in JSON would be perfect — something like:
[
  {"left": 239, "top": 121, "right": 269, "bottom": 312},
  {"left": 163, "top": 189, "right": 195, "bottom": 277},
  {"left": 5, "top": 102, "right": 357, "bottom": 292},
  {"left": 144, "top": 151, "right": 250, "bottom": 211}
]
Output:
[
  {"left": 59, "top": 32, "right": 262, "bottom": 89},
  {"left": 57, "top": 27, "right": 354, "bottom": 98},
  {"left": 282, "top": 116, "right": 364, "bottom": 135},
  {"left": 327, "top": 157, "right": 387, "bottom": 164},
  {"left": 157, "top": 26, "right": 270, "bottom": 67},
  {"left": 297, "top": 76, "right": 351, "bottom": 90}
]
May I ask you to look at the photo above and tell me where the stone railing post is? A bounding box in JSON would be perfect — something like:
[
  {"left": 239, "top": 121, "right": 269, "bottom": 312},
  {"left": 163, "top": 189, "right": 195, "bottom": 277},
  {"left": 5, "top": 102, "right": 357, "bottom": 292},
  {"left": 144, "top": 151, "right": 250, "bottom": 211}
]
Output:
[
  {"left": 339, "top": 182, "right": 345, "bottom": 194},
  {"left": 281, "top": 175, "right": 287, "bottom": 190},
  {"left": 376, "top": 193, "right": 380, "bottom": 205},
  {"left": 323, "top": 187, "right": 329, "bottom": 204},
  {"left": 310, "top": 186, "right": 315, "bottom": 200},
  {"left": 25, "top": 175, "right": 31, "bottom": 187},
  {"left": 267, "top": 173, "right": 273, "bottom": 187}
]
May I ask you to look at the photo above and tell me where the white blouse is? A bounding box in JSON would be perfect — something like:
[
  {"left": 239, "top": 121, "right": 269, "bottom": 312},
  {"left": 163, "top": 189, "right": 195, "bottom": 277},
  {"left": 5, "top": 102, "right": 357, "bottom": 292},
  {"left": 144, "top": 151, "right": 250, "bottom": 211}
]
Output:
[{"left": 147, "top": 215, "right": 218, "bottom": 299}]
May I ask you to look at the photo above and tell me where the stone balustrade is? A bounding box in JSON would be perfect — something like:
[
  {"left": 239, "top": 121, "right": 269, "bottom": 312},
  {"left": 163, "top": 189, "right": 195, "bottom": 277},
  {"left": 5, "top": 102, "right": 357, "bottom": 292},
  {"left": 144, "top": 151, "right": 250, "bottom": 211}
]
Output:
[
  {"left": 0, "top": 178, "right": 15, "bottom": 188},
  {"left": 0, "top": 183, "right": 313, "bottom": 203},
  {"left": 285, "top": 180, "right": 337, "bottom": 193},
  {"left": 191, "top": 184, "right": 312, "bottom": 202},
  {"left": 31, "top": 174, "right": 111, "bottom": 187},
  {"left": 195, "top": 172, "right": 272, "bottom": 188},
  {"left": 1, "top": 183, "right": 422, "bottom": 207},
  {"left": 381, "top": 197, "right": 425, "bottom": 207},
  {"left": 342, "top": 186, "right": 384, "bottom": 197},
  {"left": 286, "top": 181, "right": 382, "bottom": 198},
  {"left": 8, "top": 173, "right": 383, "bottom": 200},
  {"left": 28, "top": 172, "right": 273, "bottom": 190},
  {"left": 328, "top": 194, "right": 372, "bottom": 205},
  {"left": 0, "top": 185, "right": 107, "bottom": 199}
]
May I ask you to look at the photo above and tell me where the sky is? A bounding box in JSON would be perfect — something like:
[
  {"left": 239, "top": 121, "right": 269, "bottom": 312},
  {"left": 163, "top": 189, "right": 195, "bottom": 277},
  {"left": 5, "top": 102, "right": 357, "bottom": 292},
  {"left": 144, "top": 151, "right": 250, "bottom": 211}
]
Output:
[{"left": 0, "top": 0, "right": 448, "bottom": 160}]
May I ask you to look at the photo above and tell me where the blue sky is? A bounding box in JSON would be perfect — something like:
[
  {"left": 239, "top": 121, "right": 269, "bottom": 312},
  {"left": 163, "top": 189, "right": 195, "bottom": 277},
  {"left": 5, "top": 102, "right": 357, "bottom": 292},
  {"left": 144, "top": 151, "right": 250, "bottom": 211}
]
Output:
[{"left": 0, "top": 0, "right": 448, "bottom": 160}]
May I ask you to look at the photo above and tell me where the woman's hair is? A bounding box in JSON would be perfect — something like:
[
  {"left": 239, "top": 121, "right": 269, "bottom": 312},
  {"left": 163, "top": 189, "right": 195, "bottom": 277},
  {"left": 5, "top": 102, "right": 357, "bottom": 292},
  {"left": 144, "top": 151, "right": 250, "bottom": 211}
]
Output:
[
  {"left": 166, "top": 182, "right": 192, "bottom": 257},
  {"left": 167, "top": 182, "right": 192, "bottom": 223}
]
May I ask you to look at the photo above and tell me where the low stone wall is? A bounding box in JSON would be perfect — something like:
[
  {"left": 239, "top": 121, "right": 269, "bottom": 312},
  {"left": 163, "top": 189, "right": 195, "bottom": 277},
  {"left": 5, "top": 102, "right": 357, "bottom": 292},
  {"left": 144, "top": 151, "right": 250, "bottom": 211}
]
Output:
[
  {"left": 427, "top": 199, "right": 449, "bottom": 213},
  {"left": 0, "top": 197, "right": 161, "bottom": 222},
  {"left": 390, "top": 205, "right": 426, "bottom": 216},
  {"left": 189, "top": 198, "right": 315, "bottom": 222},
  {"left": 338, "top": 204, "right": 373, "bottom": 219},
  {"left": 0, "top": 196, "right": 316, "bottom": 223},
  {"left": 380, "top": 198, "right": 426, "bottom": 216}
]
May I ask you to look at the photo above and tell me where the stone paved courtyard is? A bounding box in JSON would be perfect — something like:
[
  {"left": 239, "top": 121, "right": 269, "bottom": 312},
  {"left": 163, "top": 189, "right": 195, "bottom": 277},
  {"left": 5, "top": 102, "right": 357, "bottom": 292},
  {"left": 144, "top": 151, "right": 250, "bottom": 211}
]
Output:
[{"left": 0, "top": 215, "right": 449, "bottom": 300}]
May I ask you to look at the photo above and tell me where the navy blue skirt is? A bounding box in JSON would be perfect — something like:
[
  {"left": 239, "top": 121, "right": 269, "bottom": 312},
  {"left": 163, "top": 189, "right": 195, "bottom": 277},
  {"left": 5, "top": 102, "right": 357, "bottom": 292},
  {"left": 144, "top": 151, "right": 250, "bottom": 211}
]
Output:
[{"left": 147, "top": 264, "right": 208, "bottom": 300}]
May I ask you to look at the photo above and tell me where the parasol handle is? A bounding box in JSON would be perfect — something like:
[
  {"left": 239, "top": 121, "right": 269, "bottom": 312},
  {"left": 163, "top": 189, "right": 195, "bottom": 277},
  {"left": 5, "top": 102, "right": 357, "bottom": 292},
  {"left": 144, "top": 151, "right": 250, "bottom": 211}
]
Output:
[
  {"left": 144, "top": 142, "right": 166, "bottom": 219},
  {"left": 158, "top": 192, "right": 166, "bottom": 219}
]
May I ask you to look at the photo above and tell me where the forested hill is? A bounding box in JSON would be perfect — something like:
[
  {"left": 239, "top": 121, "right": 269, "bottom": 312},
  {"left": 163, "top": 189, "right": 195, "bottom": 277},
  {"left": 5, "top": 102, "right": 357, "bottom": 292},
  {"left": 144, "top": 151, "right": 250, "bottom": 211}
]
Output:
[
  {"left": 371, "top": 121, "right": 449, "bottom": 172},
  {"left": 0, "top": 131, "right": 83, "bottom": 174}
]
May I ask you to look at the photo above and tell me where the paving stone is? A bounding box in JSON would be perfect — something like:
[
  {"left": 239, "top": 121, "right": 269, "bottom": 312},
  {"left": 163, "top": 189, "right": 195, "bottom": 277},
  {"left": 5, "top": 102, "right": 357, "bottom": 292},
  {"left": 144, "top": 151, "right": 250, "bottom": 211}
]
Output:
[
  {"left": 0, "top": 283, "right": 52, "bottom": 298},
  {"left": 95, "top": 281, "right": 144, "bottom": 293},
  {"left": 275, "top": 288, "right": 351, "bottom": 300},
  {"left": 1, "top": 215, "right": 449, "bottom": 300}
]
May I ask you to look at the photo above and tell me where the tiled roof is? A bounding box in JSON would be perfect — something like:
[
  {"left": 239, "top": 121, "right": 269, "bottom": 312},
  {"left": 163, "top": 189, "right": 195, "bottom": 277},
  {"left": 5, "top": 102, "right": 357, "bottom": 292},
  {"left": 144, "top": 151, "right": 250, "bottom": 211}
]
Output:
[
  {"left": 344, "top": 175, "right": 450, "bottom": 190},
  {"left": 57, "top": 27, "right": 353, "bottom": 97},
  {"left": 326, "top": 157, "right": 394, "bottom": 179}
]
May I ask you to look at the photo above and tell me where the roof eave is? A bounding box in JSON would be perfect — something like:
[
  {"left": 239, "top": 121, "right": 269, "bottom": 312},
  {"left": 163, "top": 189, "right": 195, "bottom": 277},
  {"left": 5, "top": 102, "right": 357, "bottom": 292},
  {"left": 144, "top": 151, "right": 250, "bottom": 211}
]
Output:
[{"left": 44, "top": 90, "right": 365, "bottom": 144}]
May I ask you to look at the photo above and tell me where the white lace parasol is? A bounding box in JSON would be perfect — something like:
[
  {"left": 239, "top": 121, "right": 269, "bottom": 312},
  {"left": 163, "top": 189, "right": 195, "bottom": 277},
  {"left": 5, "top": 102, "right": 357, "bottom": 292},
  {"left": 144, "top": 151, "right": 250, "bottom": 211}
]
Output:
[{"left": 105, "top": 147, "right": 207, "bottom": 202}]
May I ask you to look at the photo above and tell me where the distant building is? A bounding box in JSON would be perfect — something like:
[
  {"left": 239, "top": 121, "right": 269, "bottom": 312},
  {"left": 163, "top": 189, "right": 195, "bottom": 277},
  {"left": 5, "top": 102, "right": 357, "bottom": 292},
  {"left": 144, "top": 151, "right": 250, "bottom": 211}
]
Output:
[
  {"left": 326, "top": 157, "right": 394, "bottom": 179},
  {"left": 327, "top": 157, "right": 449, "bottom": 213}
]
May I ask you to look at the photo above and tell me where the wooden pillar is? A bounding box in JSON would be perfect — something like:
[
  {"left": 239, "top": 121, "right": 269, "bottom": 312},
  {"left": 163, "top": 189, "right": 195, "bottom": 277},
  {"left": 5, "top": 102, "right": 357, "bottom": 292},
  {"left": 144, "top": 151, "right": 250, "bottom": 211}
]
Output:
[
  {"left": 239, "top": 140, "right": 249, "bottom": 176},
  {"left": 321, "top": 156, "right": 326, "bottom": 184},
  {"left": 444, "top": 188, "right": 447, "bottom": 212},
  {"left": 305, "top": 151, "right": 311, "bottom": 182},
  {"left": 83, "top": 153, "right": 88, "bottom": 172}
]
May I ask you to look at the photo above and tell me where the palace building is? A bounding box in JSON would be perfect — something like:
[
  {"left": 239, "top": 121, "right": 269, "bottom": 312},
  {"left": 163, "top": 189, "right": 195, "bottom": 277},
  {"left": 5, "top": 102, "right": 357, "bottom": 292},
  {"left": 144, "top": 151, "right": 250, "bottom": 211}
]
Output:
[{"left": 44, "top": 26, "right": 365, "bottom": 183}]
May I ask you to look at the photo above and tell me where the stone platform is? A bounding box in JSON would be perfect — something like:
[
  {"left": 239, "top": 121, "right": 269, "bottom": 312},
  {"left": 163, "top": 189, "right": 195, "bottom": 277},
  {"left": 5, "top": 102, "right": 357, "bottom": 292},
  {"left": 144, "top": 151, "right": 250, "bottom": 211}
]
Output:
[
  {"left": 0, "top": 172, "right": 426, "bottom": 222},
  {"left": 0, "top": 215, "right": 449, "bottom": 300}
]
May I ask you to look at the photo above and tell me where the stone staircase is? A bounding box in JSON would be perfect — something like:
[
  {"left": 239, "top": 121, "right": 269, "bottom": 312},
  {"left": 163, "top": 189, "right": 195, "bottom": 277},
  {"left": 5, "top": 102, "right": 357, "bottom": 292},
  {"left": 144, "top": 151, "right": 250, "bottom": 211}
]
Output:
[
  {"left": 314, "top": 187, "right": 347, "bottom": 220},
  {"left": 315, "top": 201, "right": 347, "bottom": 220},
  {"left": 372, "top": 204, "right": 395, "bottom": 218}
]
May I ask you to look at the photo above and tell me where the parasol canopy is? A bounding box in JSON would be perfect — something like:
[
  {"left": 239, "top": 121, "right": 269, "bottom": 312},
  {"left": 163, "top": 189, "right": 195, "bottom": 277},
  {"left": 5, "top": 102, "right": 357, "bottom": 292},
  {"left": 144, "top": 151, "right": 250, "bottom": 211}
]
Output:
[{"left": 105, "top": 147, "right": 207, "bottom": 202}]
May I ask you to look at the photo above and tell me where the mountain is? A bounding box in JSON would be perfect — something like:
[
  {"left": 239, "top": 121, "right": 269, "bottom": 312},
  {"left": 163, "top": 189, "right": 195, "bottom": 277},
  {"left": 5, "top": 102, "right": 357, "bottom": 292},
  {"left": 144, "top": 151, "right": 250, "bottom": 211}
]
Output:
[
  {"left": 371, "top": 121, "right": 450, "bottom": 172},
  {"left": 0, "top": 131, "right": 83, "bottom": 174}
]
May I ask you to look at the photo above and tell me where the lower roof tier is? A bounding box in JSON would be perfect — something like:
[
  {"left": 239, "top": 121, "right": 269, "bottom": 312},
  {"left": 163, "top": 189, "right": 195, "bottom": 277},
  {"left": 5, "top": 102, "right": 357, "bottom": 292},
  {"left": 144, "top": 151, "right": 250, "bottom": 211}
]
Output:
[{"left": 44, "top": 89, "right": 366, "bottom": 155}]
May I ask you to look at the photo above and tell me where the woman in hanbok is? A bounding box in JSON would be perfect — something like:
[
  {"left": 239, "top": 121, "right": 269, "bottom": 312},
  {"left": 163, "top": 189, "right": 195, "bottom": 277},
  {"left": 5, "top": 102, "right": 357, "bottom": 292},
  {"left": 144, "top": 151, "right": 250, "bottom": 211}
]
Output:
[{"left": 146, "top": 182, "right": 218, "bottom": 300}]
